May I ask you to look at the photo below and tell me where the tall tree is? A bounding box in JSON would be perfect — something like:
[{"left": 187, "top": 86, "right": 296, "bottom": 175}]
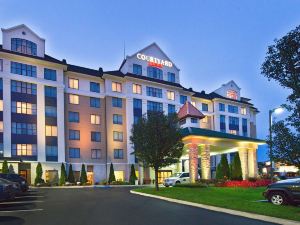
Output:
[
  {"left": 34, "top": 162, "right": 44, "bottom": 185},
  {"left": 108, "top": 163, "right": 116, "bottom": 184},
  {"left": 80, "top": 164, "right": 87, "bottom": 184},
  {"left": 231, "top": 153, "right": 243, "bottom": 181},
  {"left": 1, "top": 160, "right": 9, "bottom": 174},
  {"left": 59, "top": 163, "right": 67, "bottom": 185},
  {"left": 129, "top": 164, "right": 137, "bottom": 185},
  {"left": 68, "top": 164, "right": 75, "bottom": 184},
  {"left": 261, "top": 25, "right": 300, "bottom": 166},
  {"left": 8, "top": 164, "right": 15, "bottom": 174},
  {"left": 130, "top": 112, "right": 184, "bottom": 191},
  {"left": 216, "top": 154, "right": 230, "bottom": 180}
]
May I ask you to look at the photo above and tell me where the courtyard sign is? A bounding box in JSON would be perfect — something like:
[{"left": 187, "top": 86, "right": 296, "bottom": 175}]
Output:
[{"left": 136, "top": 53, "right": 173, "bottom": 68}]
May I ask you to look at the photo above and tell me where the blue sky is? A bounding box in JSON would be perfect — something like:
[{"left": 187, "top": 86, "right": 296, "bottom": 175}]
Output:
[{"left": 1, "top": 0, "right": 299, "bottom": 161}]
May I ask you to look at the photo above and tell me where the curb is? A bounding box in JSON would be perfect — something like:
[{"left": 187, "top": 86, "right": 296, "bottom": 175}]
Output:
[
  {"left": 30, "top": 185, "right": 151, "bottom": 189},
  {"left": 130, "top": 190, "right": 299, "bottom": 225}
]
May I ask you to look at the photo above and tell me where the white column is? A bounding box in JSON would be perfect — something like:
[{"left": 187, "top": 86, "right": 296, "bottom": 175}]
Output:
[
  {"left": 138, "top": 165, "right": 144, "bottom": 185},
  {"left": 3, "top": 77, "right": 11, "bottom": 157},
  {"left": 248, "top": 148, "right": 258, "bottom": 178},
  {"left": 201, "top": 144, "right": 211, "bottom": 179},
  {"left": 188, "top": 143, "right": 198, "bottom": 183},
  {"left": 57, "top": 86, "right": 65, "bottom": 163},
  {"left": 37, "top": 84, "right": 45, "bottom": 162},
  {"left": 238, "top": 148, "right": 249, "bottom": 180}
]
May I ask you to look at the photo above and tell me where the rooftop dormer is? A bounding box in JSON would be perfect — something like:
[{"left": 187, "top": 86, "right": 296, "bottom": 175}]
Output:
[
  {"left": 214, "top": 80, "right": 241, "bottom": 101},
  {"left": 178, "top": 101, "right": 205, "bottom": 128}
]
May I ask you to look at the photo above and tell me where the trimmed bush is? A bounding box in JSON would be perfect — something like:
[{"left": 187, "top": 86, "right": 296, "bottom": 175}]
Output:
[
  {"left": 216, "top": 154, "right": 230, "bottom": 180},
  {"left": 221, "top": 179, "right": 271, "bottom": 188},
  {"left": 8, "top": 164, "right": 15, "bottom": 174},
  {"left": 129, "top": 164, "right": 137, "bottom": 184},
  {"left": 108, "top": 163, "right": 116, "bottom": 184},
  {"left": 34, "top": 162, "right": 44, "bottom": 185},
  {"left": 2, "top": 160, "right": 9, "bottom": 174},
  {"left": 231, "top": 153, "right": 243, "bottom": 180},
  {"left": 59, "top": 163, "right": 67, "bottom": 185},
  {"left": 68, "top": 164, "right": 75, "bottom": 184},
  {"left": 80, "top": 164, "right": 87, "bottom": 184}
]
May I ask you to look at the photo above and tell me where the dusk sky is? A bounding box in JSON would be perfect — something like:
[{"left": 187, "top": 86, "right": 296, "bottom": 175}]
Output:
[{"left": 1, "top": 0, "right": 299, "bottom": 161}]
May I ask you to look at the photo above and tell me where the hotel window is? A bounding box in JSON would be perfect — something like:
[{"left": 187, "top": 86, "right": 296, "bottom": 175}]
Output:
[
  {"left": 168, "top": 104, "right": 176, "bottom": 115},
  {"left": 147, "top": 101, "right": 163, "bottom": 112},
  {"left": 11, "top": 62, "right": 37, "bottom": 77},
  {"left": 68, "top": 78, "right": 79, "bottom": 89},
  {"left": 112, "top": 82, "right": 122, "bottom": 92},
  {"left": 69, "top": 130, "right": 80, "bottom": 140},
  {"left": 0, "top": 100, "right": 3, "bottom": 111},
  {"left": 220, "top": 115, "right": 226, "bottom": 133},
  {"left": 69, "top": 148, "right": 80, "bottom": 158},
  {"left": 69, "top": 94, "right": 79, "bottom": 104},
  {"left": 0, "top": 78, "right": 2, "bottom": 90},
  {"left": 0, "top": 144, "right": 3, "bottom": 157},
  {"left": 133, "top": 98, "right": 142, "bottom": 124},
  {"left": 11, "top": 102, "right": 37, "bottom": 115},
  {"left": 180, "top": 95, "right": 187, "bottom": 104},
  {"left": 0, "top": 121, "right": 3, "bottom": 132},
  {"left": 113, "top": 114, "right": 123, "bottom": 125},
  {"left": 90, "top": 97, "right": 100, "bottom": 108},
  {"left": 229, "top": 116, "right": 239, "bottom": 135},
  {"left": 46, "top": 146, "right": 58, "bottom": 157},
  {"left": 167, "top": 91, "right": 175, "bottom": 101},
  {"left": 68, "top": 111, "right": 79, "bottom": 123},
  {"left": 228, "top": 105, "right": 238, "bottom": 113},
  {"left": 132, "top": 84, "right": 142, "bottom": 94},
  {"left": 45, "top": 106, "right": 57, "bottom": 118},
  {"left": 45, "top": 86, "right": 57, "bottom": 98},
  {"left": 202, "top": 103, "right": 208, "bottom": 111},
  {"left": 112, "top": 97, "right": 122, "bottom": 108},
  {"left": 179, "top": 119, "right": 186, "bottom": 126},
  {"left": 227, "top": 90, "right": 238, "bottom": 100},
  {"left": 0, "top": 59, "right": 3, "bottom": 71},
  {"left": 191, "top": 118, "right": 198, "bottom": 123},
  {"left": 147, "top": 67, "right": 163, "bottom": 80},
  {"left": 90, "top": 82, "right": 100, "bottom": 93},
  {"left": 45, "top": 125, "right": 57, "bottom": 137},
  {"left": 114, "top": 149, "right": 124, "bottom": 159},
  {"left": 242, "top": 118, "right": 248, "bottom": 137},
  {"left": 241, "top": 107, "right": 247, "bottom": 115},
  {"left": 12, "top": 122, "right": 37, "bottom": 135},
  {"left": 91, "top": 132, "right": 101, "bottom": 142},
  {"left": 12, "top": 144, "right": 37, "bottom": 156},
  {"left": 219, "top": 103, "right": 225, "bottom": 111},
  {"left": 146, "top": 87, "right": 162, "bottom": 98},
  {"left": 11, "top": 80, "right": 37, "bottom": 95},
  {"left": 91, "top": 114, "right": 100, "bottom": 125},
  {"left": 11, "top": 38, "right": 37, "bottom": 56},
  {"left": 113, "top": 131, "right": 123, "bottom": 142},
  {"left": 167, "top": 72, "right": 175, "bottom": 83},
  {"left": 133, "top": 64, "right": 142, "bottom": 75},
  {"left": 91, "top": 149, "right": 101, "bottom": 159},
  {"left": 44, "top": 68, "right": 57, "bottom": 81}
]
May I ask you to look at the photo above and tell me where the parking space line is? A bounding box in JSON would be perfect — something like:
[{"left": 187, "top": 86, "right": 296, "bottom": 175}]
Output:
[
  {"left": 0, "top": 209, "right": 44, "bottom": 213},
  {"left": 0, "top": 200, "right": 44, "bottom": 204},
  {"left": 15, "top": 195, "right": 45, "bottom": 198}
]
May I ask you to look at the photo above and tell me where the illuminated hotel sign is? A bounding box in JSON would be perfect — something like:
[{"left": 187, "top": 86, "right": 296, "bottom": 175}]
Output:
[{"left": 136, "top": 53, "right": 173, "bottom": 68}]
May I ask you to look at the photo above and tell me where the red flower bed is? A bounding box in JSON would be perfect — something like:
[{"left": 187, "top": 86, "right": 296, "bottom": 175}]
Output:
[{"left": 221, "top": 179, "right": 271, "bottom": 188}]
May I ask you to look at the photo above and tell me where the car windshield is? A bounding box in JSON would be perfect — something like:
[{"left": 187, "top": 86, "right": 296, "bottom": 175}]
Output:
[
  {"left": 170, "top": 173, "right": 182, "bottom": 177},
  {"left": 0, "top": 178, "right": 11, "bottom": 184},
  {"left": 276, "top": 178, "right": 300, "bottom": 183}
]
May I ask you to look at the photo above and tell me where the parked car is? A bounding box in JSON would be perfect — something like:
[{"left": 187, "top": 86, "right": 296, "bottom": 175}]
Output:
[
  {"left": 263, "top": 177, "right": 300, "bottom": 205},
  {"left": 164, "top": 172, "right": 190, "bottom": 187},
  {"left": 0, "top": 179, "right": 15, "bottom": 201},
  {"left": 0, "top": 178, "right": 21, "bottom": 195},
  {"left": 0, "top": 173, "right": 28, "bottom": 192}
]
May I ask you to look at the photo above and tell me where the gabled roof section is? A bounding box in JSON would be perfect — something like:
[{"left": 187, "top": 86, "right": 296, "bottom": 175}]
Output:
[
  {"left": 67, "top": 64, "right": 103, "bottom": 77},
  {"left": 217, "top": 80, "right": 241, "bottom": 91},
  {"left": 178, "top": 101, "right": 205, "bottom": 120},
  {"left": 1, "top": 24, "right": 45, "bottom": 41}
]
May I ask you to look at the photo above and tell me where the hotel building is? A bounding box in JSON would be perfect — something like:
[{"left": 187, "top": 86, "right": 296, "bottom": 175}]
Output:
[{"left": 0, "top": 24, "right": 263, "bottom": 184}]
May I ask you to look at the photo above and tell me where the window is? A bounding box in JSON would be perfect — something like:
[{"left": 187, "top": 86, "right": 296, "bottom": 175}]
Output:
[
  {"left": 68, "top": 111, "right": 79, "bottom": 123},
  {"left": 112, "top": 82, "right": 122, "bottom": 92},
  {"left": 146, "top": 87, "right": 162, "bottom": 98},
  {"left": 46, "top": 146, "right": 58, "bottom": 157},
  {"left": 0, "top": 78, "right": 2, "bottom": 90},
  {"left": 45, "top": 86, "right": 57, "bottom": 98},
  {"left": 147, "top": 101, "right": 163, "bottom": 112},
  {"left": 0, "top": 121, "right": 3, "bottom": 132},
  {"left": 220, "top": 115, "right": 226, "bottom": 133},
  {"left": 0, "top": 100, "right": 3, "bottom": 111},
  {"left": 202, "top": 103, "right": 208, "bottom": 111},
  {"left": 167, "top": 72, "right": 175, "bottom": 83},
  {"left": 229, "top": 130, "right": 238, "bottom": 135},
  {"left": 132, "top": 84, "right": 142, "bottom": 94},
  {"left": 229, "top": 116, "right": 239, "bottom": 135},
  {"left": 112, "top": 97, "right": 122, "bottom": 108},
  {"left": 242, "top": 118, "right": 248, "bottom": 137},
  {"left": 91, "top": 114, "right": 100, "bottom": 125},
  {"left": 227, "top": 90, "right": 238, "bottom": 100},
  {"left": 91, "top": 149, "right": 101, "bottom": 159},
  {"left": 90, "top": 82, "right": 100, "bottom": 93},
  {"left": 11, "top": 80, "right": 37, "bottom": 95},
  {"left": 133, "top": 64, "right": 142, "bottom": 75},
  {"left": 69, "top": 94, "right": 79, "bottom": 104},
  {"left": 45, "top": 125, "right": 57, "bottom": 137},
  {"left": 68, "top": 78, "right": 79, "bottom": 89},
  {"left": 167, "top": 91, "right": 175, "bottom": 101},
  {"left": 69, "top": 148, "right": 80, "bottom": 158},
  {"left": 0, "top": 144, "right": 3, "bottom": 157},
  {"left": 0, "top": 59, "right": 3, "bottom": 71},
  {"left": 11, "top": 38, "right": 37, "bottom": 56},
  {"left": 11, "top": 101, "right": 37, "bottom": 115},
  {"left": 168, "top": 104, "right": 176, "bottom": 115},
  {"left": 44, "top": 68, "right": 57, "bottom": 81},
  {"left": 69, "top": 130, "right": 80, "bottom": 140},
  {"left": 241, "top": 107, "right": 247, "bottom": 115},
  {"left": 191, "top": 118, "right": 198, "bottom": 123},
  {"left": 113, "top": 114, "right": 123, "bottom": 124},
  {"left": 114, "top": 149, "right": 124, "bottom": 159},
  {"left": 133, "top": 98, "right": 142, "bottom": 124},
  {"left": 91, "top": 132, "right": 101, "bottom": 142},
  {"left": 147, "top": 67, "right": 163, "bottom": 80},
  {"left": 113, "top": 131, "right": 123, "bottom": 142},
  {"left": 180, "top": 95, "right": 187, "bottom": 104},
  {"left": 11, "top": 62, "right": 37, "bottom": 77},
  {"left": 45, "top": 106, "right": 57, "bottom": 117},
  {"left": 90, "top": 97, "right": 100, "bottom": 108},
  {"left": 228, "top": 105, "right": 238, "bottom": 113},
  {"left": 12, "top": 144, "right": 37, "bottom": 156},
  {"left": 219, "top": 103, "right": 225, "bottom": 112},
  {"left": 179, "top": 119, "right": 186, "bottom": 126}
]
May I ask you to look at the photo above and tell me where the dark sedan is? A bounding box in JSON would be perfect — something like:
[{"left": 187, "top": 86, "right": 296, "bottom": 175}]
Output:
[
  {"left": 0, "top": 179, "right": 15, "bottom": 201},
  {"left": 0, "top": 173, "right": 29, "bottom": 192}
]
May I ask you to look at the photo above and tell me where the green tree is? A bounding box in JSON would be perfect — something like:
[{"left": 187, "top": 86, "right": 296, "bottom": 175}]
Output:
[
  {"left": 215, "top": 163, "right": 223, "bottom": 180},
  {"left": 215, "top": 154, "right": 230, "bottom": 180},
  {"left": 129, "top": 164, "right": 137, "bottom": 185},
  {"left": 130, "top": 112, "right": 184, "bottom": 191},
  {"left": 8, "top": 164, "right": 15, "bottom": 174},
  {"left": 80, "top": 164, "right": 87, "bottom": 184},
  {"left": 59, "top": 163, "right": 67, "bottom": 185},
  {"left": 231, "top": 153, "right": 243, "bottom": 180},
  {"left": 1, "top": 160, "right": 9, "bottom": 174},
  {"left": 34, "top": 162, "right": 44, "bottom": 185},
  {"left": 68, "top": 164, "right": 75, "bottom": 184},
  {"left": 108, "top": 163, "right": 116, "bottom": 184}
]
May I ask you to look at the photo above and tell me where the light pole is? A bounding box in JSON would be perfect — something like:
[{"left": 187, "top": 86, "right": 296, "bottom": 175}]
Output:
[{"left": 269, "top": 107, "right": 284, "bottom": 179}]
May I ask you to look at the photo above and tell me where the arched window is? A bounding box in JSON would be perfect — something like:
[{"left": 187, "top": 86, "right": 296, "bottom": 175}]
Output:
[
  {"left": 11, "top": 38, "right": 37, "bottom": 56},
  {"left": 227, "top": 90, "right": 238, "bottom": 100}
]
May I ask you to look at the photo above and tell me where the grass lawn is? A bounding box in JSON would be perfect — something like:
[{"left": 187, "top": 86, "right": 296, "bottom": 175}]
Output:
[{"left": 135, "top": 187, "right": 300, "bottom": 222}]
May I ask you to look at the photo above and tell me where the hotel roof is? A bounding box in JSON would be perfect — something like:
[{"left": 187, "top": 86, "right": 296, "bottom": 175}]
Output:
[{"left": 178, "top": 101, "right": 206, "bottom": 120}]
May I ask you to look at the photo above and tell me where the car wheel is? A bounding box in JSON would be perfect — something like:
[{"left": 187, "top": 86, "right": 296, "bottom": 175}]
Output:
[
  {"left": 269, "top": 192, "right": 288, "bottom": 205},
  {"left": 175, "top": 181, "right": 180, "bottom": 184}
]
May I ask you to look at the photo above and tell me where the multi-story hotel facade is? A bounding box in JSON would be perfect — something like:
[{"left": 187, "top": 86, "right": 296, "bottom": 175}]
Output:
[{"left": 0, "top": 24, "right": 263, "bottom": 184}]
